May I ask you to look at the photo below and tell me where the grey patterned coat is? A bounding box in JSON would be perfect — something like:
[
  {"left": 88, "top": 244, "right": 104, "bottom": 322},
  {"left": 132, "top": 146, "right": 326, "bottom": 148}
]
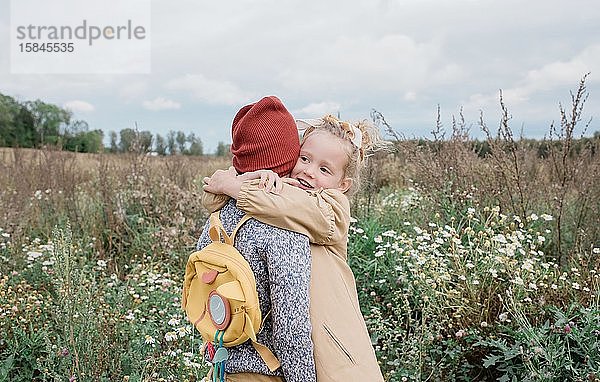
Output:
[{"left": 196, "top": 199, "right": 316, "bottom": 382}]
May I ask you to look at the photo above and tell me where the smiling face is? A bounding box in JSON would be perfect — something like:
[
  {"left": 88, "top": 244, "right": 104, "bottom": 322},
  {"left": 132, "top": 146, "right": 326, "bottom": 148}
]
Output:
[{"left": 290, "top": 130, "right": 353, "bottom": 192}]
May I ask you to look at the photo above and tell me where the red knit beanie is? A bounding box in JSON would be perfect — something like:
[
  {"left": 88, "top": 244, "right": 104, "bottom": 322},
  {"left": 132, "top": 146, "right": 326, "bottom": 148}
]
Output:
[{"left": 231, "top": 96, "right": 300, "bottom": 176}]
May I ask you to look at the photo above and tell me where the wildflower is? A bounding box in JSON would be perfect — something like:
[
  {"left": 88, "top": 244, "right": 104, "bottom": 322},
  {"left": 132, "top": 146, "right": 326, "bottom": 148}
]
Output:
[
  {"left": 593, "top": 248, "right": 600, "bottom": 254},
  {"left": 572, "top": 282, "right": 580, "bottom": 290},
  {"left": 551, "top": 284, "right": 558, "bottom": 290},
  {"left": 177, "top": 326, "right": 190, "bottom": 337},
  {"left": 168, "top": 317, "right": 180, "bottom": 326},
  {"left": 564, "top": 324, "right": 572, "bottom": 334},
  {"left": 480, "top": 321, "right": 488, "bottom": 328},
  {"left": 467, "top": 207, "right": 476, "bottom": 215},
  {"left": 540, "top": 214, "right": 553, "bottom": 221},
  {"left": 69, "top": 376, "right": 76, "bottom": 382},
  {"left": 455, "top": 329, "right": 467, "bottom": 338},
  {"left": 494, "top": 234, "right": 507, "bottom": 244},
  {"left": 466, "top": 262, "right": 475, "bottom": 269},
  {"left": 528, "top": 213, "right": 539, "bottom": 221},
  {"left": 144, "top": 335, "right": 156, "bottom": 345},
  {"left": 499, "top": 312, "right": 508, "bottom": 322},
  {"left": 97, "top": 260, "right": 107, "bottom": 268},
  {"left": 521, "top": 261, "right": 534, "bottom": 272},
  {"left": 374, "top": 236, "right": 383, "bottom": 244},
  {"left": 164, "top": 332, "right": 178, "bottom": 342},
  {"left": 512, "top": 277, "right": 524, "bottom": 286},
  {"left": 34, "top": 190, "right": 43, "bottom": 200},
  {"left": 26, "top": 251, "right": 43, "bottom": 262}
]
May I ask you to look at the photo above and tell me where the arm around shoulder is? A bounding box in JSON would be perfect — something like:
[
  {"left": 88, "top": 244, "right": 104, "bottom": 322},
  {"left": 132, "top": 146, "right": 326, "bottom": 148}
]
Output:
[{"left": 236, "top": 179, "right": 350, "bottom": 245}]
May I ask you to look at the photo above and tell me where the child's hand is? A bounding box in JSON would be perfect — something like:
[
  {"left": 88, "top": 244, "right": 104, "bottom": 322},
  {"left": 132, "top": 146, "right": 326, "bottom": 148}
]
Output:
[
  {"left": 239, "top": 170, "right": 283, "bottom": 194},
  {"left": 203, "top": 167, "right": 242, "bottom": 198}
]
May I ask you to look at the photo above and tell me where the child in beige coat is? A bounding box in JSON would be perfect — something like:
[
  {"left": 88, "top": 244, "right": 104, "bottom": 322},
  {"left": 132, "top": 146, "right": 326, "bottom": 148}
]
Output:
[{"left": 203, "top": 115, "right": 388, "bottom": 382}]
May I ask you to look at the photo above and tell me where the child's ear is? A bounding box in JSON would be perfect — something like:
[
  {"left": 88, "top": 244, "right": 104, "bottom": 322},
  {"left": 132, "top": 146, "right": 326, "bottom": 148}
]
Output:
[{"left": 338, "top": 178, "right": 352, "bottom": 193}]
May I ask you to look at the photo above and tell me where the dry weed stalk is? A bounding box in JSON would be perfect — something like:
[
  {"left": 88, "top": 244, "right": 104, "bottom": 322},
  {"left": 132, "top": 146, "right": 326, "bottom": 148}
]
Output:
[{"left": 546, "top": 73, "right": 599, "bottom": 260}]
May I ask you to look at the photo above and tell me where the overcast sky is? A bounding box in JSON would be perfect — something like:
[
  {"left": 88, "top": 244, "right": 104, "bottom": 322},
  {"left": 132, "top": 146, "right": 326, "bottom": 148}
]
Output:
[{"left": 1, "top": 0, "right": 599, "bottom": 152}]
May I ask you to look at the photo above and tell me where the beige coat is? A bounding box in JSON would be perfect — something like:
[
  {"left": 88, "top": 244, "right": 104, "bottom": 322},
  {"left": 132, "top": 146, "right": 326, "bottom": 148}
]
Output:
[{"left": 203, "top": 180, "right": 384, "bottom": 382}]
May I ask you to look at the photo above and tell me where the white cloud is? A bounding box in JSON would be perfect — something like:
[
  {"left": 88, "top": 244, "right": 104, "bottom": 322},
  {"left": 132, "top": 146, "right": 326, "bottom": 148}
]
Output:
[
  {"left": 462, "top": 44, "right": 600, "bottom": 119},
  {"left": 142, "top": 97, "right": 181, "bottom": 111},
  {"left": 166, "top": 74, "right": 256, "bottom": 106},
  {"left": 404, "top": 92, "right": 417, "bottom": 101},
  {"left": 292, "top": 101, "right": 342, "bottom": 118},
  {"left": 64, "top": 100, "right": 95, "bottom": 113},
  {"left": 119, "top": 81, "right": 150, "bottom": 102},
  {"left": 279, "top": 34, "right": 451, "bottom": 95}
]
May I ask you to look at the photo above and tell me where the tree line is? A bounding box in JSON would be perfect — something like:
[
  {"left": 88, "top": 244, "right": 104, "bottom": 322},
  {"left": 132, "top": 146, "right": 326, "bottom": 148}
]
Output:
[
  {"left": 0, "top": 92, "right": 103, "bottom": 153},
  {"left": 0, "top": 92, "right": 232, "bottom": 156}
]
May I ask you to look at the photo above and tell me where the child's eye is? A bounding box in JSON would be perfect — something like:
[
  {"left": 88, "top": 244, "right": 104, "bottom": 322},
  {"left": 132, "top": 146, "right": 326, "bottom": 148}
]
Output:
[
  {"left": 320, "top": 167, "right": 331, "bottom": 174},
  {"left": 300, "top": 156, "right": 309, "bottom": 163}
]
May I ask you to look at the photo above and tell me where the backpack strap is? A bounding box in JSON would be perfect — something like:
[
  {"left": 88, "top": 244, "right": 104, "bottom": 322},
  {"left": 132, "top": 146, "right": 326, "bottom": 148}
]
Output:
[
  {"left": 209, "top": 212, "right": 252, "bottom": 244},
  {"left": 230, "top": 214, "right": 252, "bottom": 241},
  {"left": 252, "top": 341, "right": 281, "bottom": 372},
  {"left": 208, "top": 212, "right": 232, "bottom": 244}
]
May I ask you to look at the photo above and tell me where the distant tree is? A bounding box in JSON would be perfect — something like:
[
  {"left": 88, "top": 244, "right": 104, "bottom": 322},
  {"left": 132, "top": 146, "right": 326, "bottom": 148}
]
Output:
[
  {"left": 25, "top": 99, "right": 71, "bottom": 147},
  {"left": 138, "top": 131, "right": 153, "bottom": 153},
  {"left": 187, "top": 133, "right": 203, "bottom": 156},
  {"left": 0, "top": 93, "right": 36, "bottom": 147},
  {"left": 176, "top": 131, "right": 187, "bottom": 154},
  {"left": 108, "top": 131, "right": 118, "bottom": 153},
  {"left": 167, "top": 130, "right": 177, "bottom": 155},
  {"left": 61, "top": 120, "right": 104, "bottom": 153},
  {"left": 155, "top": 133, "right": 167, "bottom": 155},
  {"left": 119, "top": 128, "right": 136, "bottom": 152},
  {"left": 215, "top": 141, "right": 230, "bottom": 156}
]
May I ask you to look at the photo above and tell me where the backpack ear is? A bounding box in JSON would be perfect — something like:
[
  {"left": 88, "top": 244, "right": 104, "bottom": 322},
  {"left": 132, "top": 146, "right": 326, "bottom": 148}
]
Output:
[
  {"left": 243, "top": 312, "right": 258, "bottom": 342},
  {"left": 217, "top": 280, "right": 246, "bottom": 302}
]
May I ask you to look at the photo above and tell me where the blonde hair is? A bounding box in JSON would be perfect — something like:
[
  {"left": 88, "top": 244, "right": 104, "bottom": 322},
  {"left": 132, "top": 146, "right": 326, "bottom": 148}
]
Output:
[{"left": 299, "top": 115, "right": 391, "bottom": 195}]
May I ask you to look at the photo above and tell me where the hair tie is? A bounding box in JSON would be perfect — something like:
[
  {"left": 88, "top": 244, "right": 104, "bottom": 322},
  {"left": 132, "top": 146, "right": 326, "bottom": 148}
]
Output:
[
  {"left": 295, "top": 118, "right": 322, "bottom": 132},
  {"left": 349, "top": 126, "right": 362, "bottom": 149}
]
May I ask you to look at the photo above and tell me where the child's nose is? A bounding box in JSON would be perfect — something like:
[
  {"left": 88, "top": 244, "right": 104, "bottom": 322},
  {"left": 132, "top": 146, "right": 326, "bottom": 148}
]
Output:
[{"left": 303, "top": 165, "right": 316, "bottom": 178}]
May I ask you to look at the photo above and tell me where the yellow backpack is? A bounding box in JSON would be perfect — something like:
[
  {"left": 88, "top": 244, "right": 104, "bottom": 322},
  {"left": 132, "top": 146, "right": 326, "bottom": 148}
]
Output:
[{"left": 182, "top": 212, "right": 280, "bottom": 380}]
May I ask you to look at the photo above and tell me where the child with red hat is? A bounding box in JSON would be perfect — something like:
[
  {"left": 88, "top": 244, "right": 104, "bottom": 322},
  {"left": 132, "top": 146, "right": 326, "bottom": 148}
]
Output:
[{"left": 196, "top": 95, "right": 315, "bottom": 382}]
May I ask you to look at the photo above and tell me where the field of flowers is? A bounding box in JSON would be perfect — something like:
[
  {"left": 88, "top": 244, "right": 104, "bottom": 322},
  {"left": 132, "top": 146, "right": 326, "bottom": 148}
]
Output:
[{"left": 1, "top": 85, "right": 599, "bottom": 382}]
